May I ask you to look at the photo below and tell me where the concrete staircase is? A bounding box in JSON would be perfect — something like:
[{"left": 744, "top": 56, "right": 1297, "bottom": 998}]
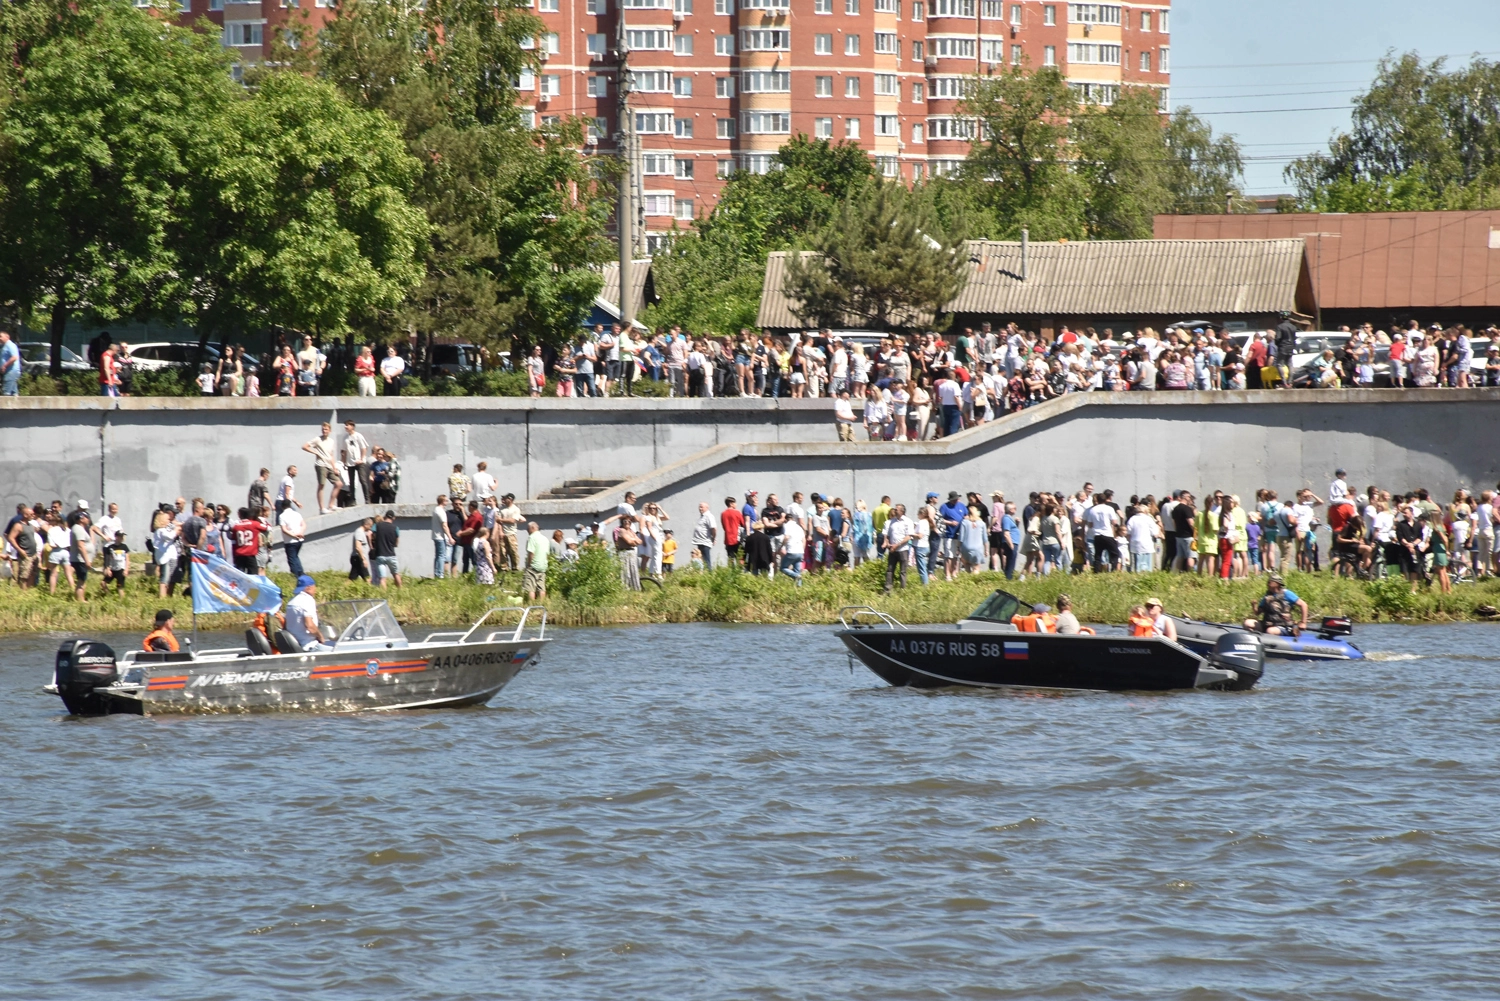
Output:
[{"left": 534, "top": 478, "right": 624, "bottom": 501}]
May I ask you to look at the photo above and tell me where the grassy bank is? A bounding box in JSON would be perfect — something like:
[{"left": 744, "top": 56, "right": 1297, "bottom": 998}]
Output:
[{"left": 4, "top": 557, "right": 1498, "bottom": 635}]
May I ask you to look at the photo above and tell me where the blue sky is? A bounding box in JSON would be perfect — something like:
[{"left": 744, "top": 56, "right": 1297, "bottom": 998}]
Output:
[{"left": 1171, "top": 0, "right": 1500, "bottom": 196}]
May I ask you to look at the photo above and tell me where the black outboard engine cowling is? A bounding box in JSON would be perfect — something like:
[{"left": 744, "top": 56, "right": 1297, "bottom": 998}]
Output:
[
  {"left": 54, "top": 640, "right": 135, "bottom": 716},
  {"left": 1206, "top": 631, "right": 1265, "bottom": 691},
  {"left": 1318, "top": 616, "right": 1353, "bottom": 638}
]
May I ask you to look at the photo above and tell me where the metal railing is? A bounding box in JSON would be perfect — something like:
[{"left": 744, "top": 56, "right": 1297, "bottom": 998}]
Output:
[
  {"left": 422, "top": 606, "right": 549, "bottom": 646},
  {"left": 837, "top": 606, "right": 906, "bottom": 629}
]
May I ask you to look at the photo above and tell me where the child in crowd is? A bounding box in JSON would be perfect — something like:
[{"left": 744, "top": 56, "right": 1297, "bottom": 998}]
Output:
[
  {"left": 244, "top": 364, "right": 261, "bottom": 398},
  {"left": 102, "top": 531, "right": 130, "bottom": 594},
  {"left": 197, "top": 364, "right": 216, "bottom": 395},
  {"left": 1245, "top": 513, "right": 1261, "bottom": 575},
  {"left": 661, "top": 529, "right": 677, "bottom": 573}
]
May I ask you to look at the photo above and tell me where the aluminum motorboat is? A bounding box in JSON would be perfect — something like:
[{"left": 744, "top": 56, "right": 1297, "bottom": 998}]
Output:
[
  {"left": 1169, "top": 614, "right": 1363, "bottom": 662},
  {"left": 837, "top": 590, "right": 1265, "bottom": 693},
  {"left": 51, "top": 600, "right": 548, "bottom": 716}
]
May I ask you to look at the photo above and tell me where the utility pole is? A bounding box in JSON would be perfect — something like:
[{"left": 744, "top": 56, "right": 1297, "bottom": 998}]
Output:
[{"left": 615, "top": 13, "right": 636, "bottom": 330}]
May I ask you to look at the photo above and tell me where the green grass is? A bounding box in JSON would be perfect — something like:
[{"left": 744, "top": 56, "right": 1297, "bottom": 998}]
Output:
[{"left": 4, "top": 557, "right": 1499, "bottom": 635}]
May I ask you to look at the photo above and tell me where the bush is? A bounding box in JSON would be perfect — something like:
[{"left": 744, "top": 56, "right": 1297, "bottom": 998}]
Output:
[
  {"left": 1366, "top": 574, "right": 1418, "bottom": 618},
  {"left": 19, "top": 371, "right": 96, "bottom": 395},
  {"left": 549, "top": 544, "right": 624, "bottom": 606}
]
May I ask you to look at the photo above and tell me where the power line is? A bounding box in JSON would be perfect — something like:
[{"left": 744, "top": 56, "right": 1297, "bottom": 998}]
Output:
[
  {"left": 1175, "top": 88, "right": 1362, "bottom": 101},
  {"left": 1172, "top": 50, "right": 1500, "bottom": 70}
]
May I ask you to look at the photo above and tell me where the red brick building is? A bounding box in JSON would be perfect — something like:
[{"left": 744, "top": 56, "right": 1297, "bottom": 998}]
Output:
[{"left": 185, "top": 0, "right": 1169, "bottom": 246}]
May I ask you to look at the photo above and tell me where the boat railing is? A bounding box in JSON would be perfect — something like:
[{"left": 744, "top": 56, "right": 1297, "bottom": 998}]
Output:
[
  {"left": 838, "top": 606, "right": 907, "bottom": 630},
  {"left": 422, "top": 606, "right": 549, "bottom": 646}
]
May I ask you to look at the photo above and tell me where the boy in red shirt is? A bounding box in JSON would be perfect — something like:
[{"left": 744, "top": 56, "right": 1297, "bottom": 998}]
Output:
[{"left": 720, "top": 496, "right": 746, "bottom": 565}]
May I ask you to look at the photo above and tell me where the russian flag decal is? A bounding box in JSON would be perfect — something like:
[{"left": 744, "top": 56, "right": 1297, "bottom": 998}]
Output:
[{"left": 1004, "top": 642, "right": 1029, "bottom": 661}]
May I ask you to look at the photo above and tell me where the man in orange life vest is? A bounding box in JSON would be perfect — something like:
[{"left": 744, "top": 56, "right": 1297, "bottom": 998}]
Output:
[
  {"left": 1011, "top": 602, "right": 1058, "bottom": 633},
  {"left": 143, "top": 609, "right": 179, "bottom": 652}
]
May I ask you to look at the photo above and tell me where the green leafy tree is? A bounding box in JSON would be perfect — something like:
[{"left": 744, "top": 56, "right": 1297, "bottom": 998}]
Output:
[
  {"left": 311, "top": 0, "right": 613, "bottom": 354},
  {"left": 0, "top": 0, "right": 237, "bottom": 374},
  {"left": 783, "top": 182, "right": 966, "bottom": 332},
  {"left": 1163, "top": 107, "right": 1248, "bottom": 214},
  {"left": 1286, "top": 52, "right": 1500, "bottom": 210}
]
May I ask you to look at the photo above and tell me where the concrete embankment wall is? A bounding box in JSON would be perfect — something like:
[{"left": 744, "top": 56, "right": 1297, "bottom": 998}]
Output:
[{"left": 2, "top": 390, "right": 1496, "bottom": 575}]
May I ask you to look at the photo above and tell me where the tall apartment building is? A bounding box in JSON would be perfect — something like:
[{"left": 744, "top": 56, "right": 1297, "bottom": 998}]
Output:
[{"left": 175, "top": 0, "right": 1168, "bottom": 248}]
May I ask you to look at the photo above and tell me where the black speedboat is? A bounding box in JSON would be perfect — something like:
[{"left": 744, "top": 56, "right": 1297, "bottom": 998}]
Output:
[{"left": 837, "top": 590, "right": 1264, "bottom": 693}]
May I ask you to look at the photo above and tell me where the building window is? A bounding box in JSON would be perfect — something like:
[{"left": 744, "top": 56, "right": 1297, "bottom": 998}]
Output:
[
  {"left": 675, "top": 76, "right": 694, "bottom": 96},
  {"left": 223, "top": 22, "right": 264, "bottom": 46},
  {"left": 1067, "top": 3, "right": 1120, "bottom": 24},
  {"left": 845, "top": 34, "right": 860, "bottom": 55},
  {"left": 981, "top": 39, "right": 1003, "bottom": 62},
  {"left": 931, "top": 158, "right": 962, "bottom": 176},
  {"left": 930, "top": 37, "right": 975, "bottom": 58},
  {"left": 1158, "top": 87, "right": 1169, "bottom": 110},
  {"left": 1139, "top": 9, "right": 1151, "bottom": 31},
  {"left": 742, "top": 70, "right": 791, "bottom": 91},
  {"left": 1139, "top": 50, "right": 1150, "bottom": 71},
  {"left": 1159, "top": 46, "right": 1169, "bottom": 70},
  {"left": 632, "top": 70, "right": 672, "bottom": 91},
  {"left": 980, "top": 0, "right": 1001, "bottom": 18},
  {"left": 624, "top": 0, "right": 670, "bottom": 6},
  {"left": 1042, "top": 44, "right": 1055, "bottom": 65},
  {"left": 636, "top": 112, "right": 673, "bottom": 132},
  {"left": 845, "top": 76, "right": 860, "bottom": 97},
  {"left": 538, "top": 0, "right": 558, "bottom": 10},
  {"left": 1010, "top": 43, "right": 1021, "bottom": 64},
  {"left": 814, "top": 117, "right": 834, "bottom": 138},
  {"left": 675, "top": 199, "right": 695, "bottom": 221},
  {"left": 875, "top": 0, "right": 896, "bottom": 10},
  {"left": 586, "top": 33, "right": 607, "bottom": 56},
  {"left": 644, "top": 193, "right": 675, "bottom": 216},
  {"left": 590, "top": 117, "right": 609, "bottom": 141},
  {"left": 675, "top": 158, "right": 695, "bottom": 178},
  {"left": 675, "top": 34, "right": 693, "bottom": 54},
  {"left": 844, "top": 0, "right": 858, "bottom": 12},
  {"left": 742, "top": 154, "right": 774, "bottom": 174},
  {"left": 931, "top": 0, "right": 973, "bottom": 15},
  {"left": 1043, "top": 4, "right": 1055, "bottom": 25},
  {"left": 626, "top": 29, "right": 672, "bottom": 49},
  {"left": 714, "top": 0, "right": 732, "bottom": 10},
  {"left": 845, "top": 118, "right": 860, "bottom": 138},
  {"left": 875, "top": 115, "right": 898, "bottom": 136},
  {"left": 815, "top": 0, "right": 832, "bottom": 10},
  {"left": 740, "top": 29, "right": 790, "bottom": 50},
  {"left": 1159, "top": 10, "right": 1168, "bottom": 31},
  {"left": 1070, "top": 81, "right": 1117, "bottom": 105},
  {"left": 911, "top": 80, "right": 924, "bottom": 101},
  {"left": 927, "top": 116, "right": 975, "bottom": 139},
  {"left": 539, "top": 74, "right": 560, "bottom": 97},
  {"left": 675, "top": 0, "right": 693, "bottom": 12},
  {"left": 1010, "top": 2, "right": 1021, "bottom": 23},
  {"left": 815, "top": 75, "right": 834, "bottom": 96},
  {"left": 717, "top": 159, "right": 736, "bottom": 178},
  {"left": 1067, "top": 43, "right": 1120, "bottom": 64},
  {"left": 587, "top": 0, "right": 606, "bottom": 12},
  {"left": 911, "top": 122, "right": 924, "bottom": 142},
  {"left": 741, "top": 0, "right": 789, "bottom": 8},
  {"left": 742, "top": 111, "right": 791, "bottom": 133},
  {"left": 874, "top": 73, "right": 898, "bottom": 95},
  {"left": 717, "top": 117, "right": 737, "bottom": 138},
  {"left": 815, "top": 34, "right": 833, "bottom": 55},
  {"left": 877, "top": 156, "right": 899, "bottom": 177},
  {"left": 716, "top": 76, "right": 736, "bottom": 97},
  {"left": 544, "top": 32, "right": 560, "bottom": 53},
  {"left": 516, "top": 69, "right": 536, "bottom": 90},
  {"left": 643, "top": 153, "right": 673, "bottom": 174},
  {"left": 674, "top": 117, "right": 694, "bottom": 138},
  {"left": 874, "top": 32, "right": 897, "bottom": 54},
  {"left": 912, "top": 1, "right": 924, "bottom": 19},
  {"left": 715, "top": 34, "right": 735, "bottom": 55},
  {"left": 929, "top": 76, "right": 969, "bottom": 99},
  {"left": 912, "top": 40, "right": 923, "bottom": 60}
]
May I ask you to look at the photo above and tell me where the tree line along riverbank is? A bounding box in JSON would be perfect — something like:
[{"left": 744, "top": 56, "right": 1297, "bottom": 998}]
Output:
[{"left": 4, "top": 557, "right": 1498, "bottom": 636}]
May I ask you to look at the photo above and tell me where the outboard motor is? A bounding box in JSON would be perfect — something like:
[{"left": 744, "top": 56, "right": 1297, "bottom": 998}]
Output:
[
  {"left": 1317, "top": 616, "right": 1353, "bottom": 638},
  {"left": 54, "top": 640, "right": 134, "bottom": 716},
  {"left": 1206, "top": 631, "right": 1265, "bottom": 691}
]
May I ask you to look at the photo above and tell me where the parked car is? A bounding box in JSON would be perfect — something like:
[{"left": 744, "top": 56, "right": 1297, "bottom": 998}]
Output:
[
  {"left": 18, "top": 342, "right": 91, "bottom": 372},
  {"left": 428, "top": 343, "right": 484, "bottom": 376},
  {"left": 123, "top": 342, "right": 221, "bottom": 372}
]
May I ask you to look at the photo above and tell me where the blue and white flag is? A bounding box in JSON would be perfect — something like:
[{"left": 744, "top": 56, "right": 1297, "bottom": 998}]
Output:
[{"left": 189, "top": 549, "right": 283, "bottom": 615}]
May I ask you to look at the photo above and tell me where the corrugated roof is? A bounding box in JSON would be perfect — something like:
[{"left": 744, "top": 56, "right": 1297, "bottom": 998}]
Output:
[
  {"left": 597, "top": 259, "right": 655, "bottom": 319},
  {"left": 758, "top": 239, "right": 1308, "bottom": 329},
  {"left": 952, "top": 239, "right": 1307, "bottom": 315},
  {"left": 1154, "top": 211, "right": 1500, "bottom": 310}
]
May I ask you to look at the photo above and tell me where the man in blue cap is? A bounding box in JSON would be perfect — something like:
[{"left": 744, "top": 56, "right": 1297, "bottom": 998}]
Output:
[{"left": 284, "top": 575, "right": 332, "bottom": 651}]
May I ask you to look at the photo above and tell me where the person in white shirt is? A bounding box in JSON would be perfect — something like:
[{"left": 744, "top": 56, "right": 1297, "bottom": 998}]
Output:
[
  {"left": 284, "top": 576, "right": 332, "bottom": 651},
  {"left": 862, "top": 392, "right": 887, "bottom": 440},
  {"left": 341, "top": 421, "right": 371, "bottom": 504},
  {"left": 301, "top": 422, "right": 339, "bottom": 514},
  {"left": 278, "top": 504, "right": 307, "bottom": 576},
  {"left": 882, "top": 504, "right": 913, "bottom": 591},
  {"left": 1328, "top": 470, "right": 1350, "bottom": 504},
  {"left": 379, "top": 347, "right": 406, "bottom": 396},
  {"left": 470, "top": 461, "right": 498, "bottom": 501},
  {"left": 1087, "top": 492, "right": 1122, "bottom": 572},
  {"left": 1126, "top": 505, "right": 1160, "bottom": 573},
  {"left": 780, "top": 516, "right": 806, "bottom": 585},
  {"left": 834, "top": 390, "right": 857, "bottom": 441},
  {"left": 275, "top": 465, "right": 300, "bottom": 518},
  {"left": 1477, "top": 490, "right": 1496, "bottom": 577},
  {"left": 92, "top": 502, "right": 123, "bottom": 548}
]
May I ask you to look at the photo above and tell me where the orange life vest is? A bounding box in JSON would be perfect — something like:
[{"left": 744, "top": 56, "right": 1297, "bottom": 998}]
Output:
[
  {"left": 1011, "top": 613, "right": 1057, "bottom": 634},
  {"left": 143, "top": 628, "right": 180, "bottom": 652},
  {"left": 253, "top": 611, "right": 286, "bottom": 640},
  {"left": 1129, "top": 614, "right": 1155, "bottom": 638}
]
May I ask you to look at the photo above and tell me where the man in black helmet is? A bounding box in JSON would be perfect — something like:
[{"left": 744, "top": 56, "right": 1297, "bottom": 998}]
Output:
[{"left": 1273, "top": 311, "right": 1299, "bottom": 388}]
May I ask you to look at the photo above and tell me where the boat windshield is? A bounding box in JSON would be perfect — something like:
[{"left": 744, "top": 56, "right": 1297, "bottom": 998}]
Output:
[
  {"left": 967, "top": 589, "right": 1023, "bottom": 624},
  {"left": 321, "top": 600, "right": 409, "bottom": 647}
]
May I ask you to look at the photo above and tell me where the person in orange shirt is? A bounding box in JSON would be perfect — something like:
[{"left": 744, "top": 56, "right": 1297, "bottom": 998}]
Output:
[{"left": 1128, "top": 605, "right": 1156, "bottom": 637}]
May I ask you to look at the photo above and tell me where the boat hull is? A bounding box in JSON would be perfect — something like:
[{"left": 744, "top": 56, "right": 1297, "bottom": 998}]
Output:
[
  {"left": 838, "top": 627, "right": 1231, "bottom": 692},
  {"left": 93, "top": 641, "right": 543, "bottom": 714},
  {"left": 1171, "top": 618, "right": 1362, "bottom": 662}
]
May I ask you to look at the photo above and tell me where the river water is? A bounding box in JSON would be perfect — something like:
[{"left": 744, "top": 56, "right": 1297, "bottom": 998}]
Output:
[{"left": 4, "top": 623, "right": 1499, "bottom": 1000}]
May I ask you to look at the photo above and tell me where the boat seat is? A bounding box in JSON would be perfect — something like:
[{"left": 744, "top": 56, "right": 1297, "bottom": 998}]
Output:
[
  {"left": 272, "top": 629, "right": 304, "bottom": 655},
  {"left": 245, "top": 628, "right": 274, "bottom": 657},
  {"left": 136, "top": 651, "right": 195, "bottom": 663}
]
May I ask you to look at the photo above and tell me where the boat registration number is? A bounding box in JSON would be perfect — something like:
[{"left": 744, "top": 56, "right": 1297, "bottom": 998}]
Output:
[{"left": 890, "top": 639, "right": 1004, "bottom": 658}]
